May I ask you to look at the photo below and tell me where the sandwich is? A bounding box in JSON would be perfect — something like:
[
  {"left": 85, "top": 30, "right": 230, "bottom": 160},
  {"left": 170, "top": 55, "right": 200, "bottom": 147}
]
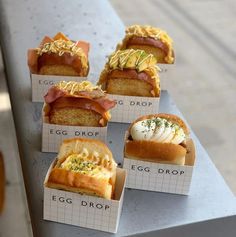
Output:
[
  {"left": 124, "top": 113, "right": 195, "bottom": 165},
  {"left": 98, "top": 49, "right": 160, "bottom": 97},
  {"left": 45, "top": 138, "right": 117, "bottom": 199},
  {"left": 117, "top": 25, "right": 174, "bottom": 64},
  {"left": 44, "top": 80, "right": 116, "bottom": 127},
  {"left": 28, "top": 32, "right": 89, "bottom": 76}
]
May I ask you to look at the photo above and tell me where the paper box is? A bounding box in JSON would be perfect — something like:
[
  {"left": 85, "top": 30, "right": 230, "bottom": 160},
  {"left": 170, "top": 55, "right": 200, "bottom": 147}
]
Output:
[
  {"left": 30, "top": 74, "right": 87, "bottom": 102},
  {"left": 158, "top": 64, "right": 174, "bottom": 90},
  {"left": 123, "top": 139, "right": 195, "bottom": 195},
  {"left": 43, "top": 160, "right": 127, "bottom": 233},
  {"left": 108, "top": 94, "right": 160, "bottom": 123},
  {"left": 42, "top": 105, "right": 107, "bottom": 153}
]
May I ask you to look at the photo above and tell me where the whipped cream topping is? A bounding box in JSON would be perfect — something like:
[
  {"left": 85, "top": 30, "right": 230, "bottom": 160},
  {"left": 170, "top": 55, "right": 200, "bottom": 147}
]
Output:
[{"left": 130, "top": 117, "right": 185, "bottom": 144}]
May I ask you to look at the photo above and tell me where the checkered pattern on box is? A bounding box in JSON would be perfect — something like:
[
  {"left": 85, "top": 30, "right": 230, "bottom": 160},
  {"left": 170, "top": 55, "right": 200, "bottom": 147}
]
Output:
[
  {"left": 44, "top": 187, "right": 121, "bottom": 233},
  {"left": 42, "top": 123, "right": 107, "bottom": 153},
  {"left": 123, "top": 158, "right": 193, "bottom": 195},
  {"left": 31, "top": 74, "right": 87, "bottom": 102},
  {"left": 108, "top": 94, "right": 160, "bottom": 123}
]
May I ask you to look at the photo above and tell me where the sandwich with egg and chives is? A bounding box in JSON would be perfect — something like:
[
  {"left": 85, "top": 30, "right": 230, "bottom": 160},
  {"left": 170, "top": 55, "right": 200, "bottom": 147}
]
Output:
[
  {"left": 124, "top": 113, "right": 195, "bottom": 165},
  {"left": 45, "top": 138, "right": 117, "bottom": 199}
]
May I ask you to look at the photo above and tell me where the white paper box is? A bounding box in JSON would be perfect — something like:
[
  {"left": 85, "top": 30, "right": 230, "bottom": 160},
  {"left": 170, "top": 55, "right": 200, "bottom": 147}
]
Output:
[
  {"left": 123, "top": 139, "right": 195, "bottom": 195},
  {"left": 42, "top": 123, "right": 107, "bottom": 153},
  {"left": 43, "top": 161, "right": 126, "bottom": 233},
  {"left": 31, "top": 74, "right": 87, "bottom": 102},
  {"left": 108, "top": 94, "right": 160, "bottom": 123},
  {"left": 158, "top": 64, "right": 174, "bottom": 90}
]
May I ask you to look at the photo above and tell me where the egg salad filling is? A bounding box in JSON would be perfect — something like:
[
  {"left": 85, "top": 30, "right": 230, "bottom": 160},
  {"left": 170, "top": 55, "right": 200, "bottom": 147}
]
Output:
[
  {"left": 130, "top": 117, "right": 185, "bottom": 145},
  {"left": 60, "top": 153, "right": 111, "bottom": 178}
]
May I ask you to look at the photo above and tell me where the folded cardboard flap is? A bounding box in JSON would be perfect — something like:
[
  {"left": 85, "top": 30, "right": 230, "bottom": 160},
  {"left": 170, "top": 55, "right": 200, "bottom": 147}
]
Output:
[
  {"left": 185, "top": 138, "right": 195, "bottom": 166},
  {"left": 114, "top": 168, "right": 126, "bottom": 201},
  {"left": 44, "top": 159, "right": 126, "bottom": 201}
]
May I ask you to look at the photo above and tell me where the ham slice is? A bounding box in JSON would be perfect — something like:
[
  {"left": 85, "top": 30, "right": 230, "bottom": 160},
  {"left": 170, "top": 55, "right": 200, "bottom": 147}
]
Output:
[{"left": 44, "top": 86, "right": 116, "bottom": 112}]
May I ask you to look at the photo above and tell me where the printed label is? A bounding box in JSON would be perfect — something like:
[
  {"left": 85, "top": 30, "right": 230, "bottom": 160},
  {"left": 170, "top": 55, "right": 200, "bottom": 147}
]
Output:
[
  {"left": 31, "top": 74, "right": 87, "bottom": 102},
  {"left": 44, "top": 187, "right": 121, "bottom": 233},
  {"left": 123, "top": 158, "right": 193, "bottom": 195},
  {"left": 108, "top": 94, "right": 160, "bottom": 123},
  {"left": 42, "top": 123, "right": 107, "bottom": 153}
]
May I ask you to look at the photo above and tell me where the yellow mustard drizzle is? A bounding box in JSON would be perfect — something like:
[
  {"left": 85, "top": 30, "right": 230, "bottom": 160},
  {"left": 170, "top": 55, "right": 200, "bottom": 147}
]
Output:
[
  {"left": 55, "top": 81, "right": 103, "bottom": 95},
  {"left": 108, "top": 49, "right": 157, "bottom": 72},
  {"left": 36, "top": 39, "right": 88, "bottom": 69}
]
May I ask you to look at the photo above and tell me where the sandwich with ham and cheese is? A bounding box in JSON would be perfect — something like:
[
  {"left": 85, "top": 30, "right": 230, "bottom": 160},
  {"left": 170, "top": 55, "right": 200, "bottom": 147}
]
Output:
[
  {"left": 124, "top": 113, "right": 195, "bottom": 165},
  {"left": 117, "top": 25, "right": 174, "bottom": 64},
  {"left": 28, "top": 32, "right": 89, "bottom": 76},
  {"left": 43, "top": 81, "right": 116, "bottom": 127},
  {"left": 98, "top": 49, "right": 160, "bottom": 97},
  {"left": 45, "top": 138, "right": 117, "bottom": 199}
]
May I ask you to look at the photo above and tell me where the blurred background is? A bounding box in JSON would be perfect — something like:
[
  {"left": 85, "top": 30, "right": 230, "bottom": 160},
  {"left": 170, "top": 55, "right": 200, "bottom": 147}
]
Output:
[{"left": 0, "top": 0, "right": 235, "bottom": 236}]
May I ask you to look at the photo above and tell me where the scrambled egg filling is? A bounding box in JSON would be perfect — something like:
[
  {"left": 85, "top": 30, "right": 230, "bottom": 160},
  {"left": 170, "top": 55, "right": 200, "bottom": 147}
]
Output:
[{"left": 61, "top": 154, "right": 99, "bottom": 175}]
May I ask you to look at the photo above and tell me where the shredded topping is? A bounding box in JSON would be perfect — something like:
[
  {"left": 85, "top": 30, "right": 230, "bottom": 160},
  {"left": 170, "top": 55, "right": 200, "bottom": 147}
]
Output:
[
  {"left": 55, "top": 81, "right": 104, "bottom": 96},
  {"left": 126, "top": 25, "right": 172, "bottom": 42},
  {"left": 108, "top": 49, "right": 157, "bottom": 72},
  {"left": 36, "top": 39, "right": 84, "bottom": 57}
]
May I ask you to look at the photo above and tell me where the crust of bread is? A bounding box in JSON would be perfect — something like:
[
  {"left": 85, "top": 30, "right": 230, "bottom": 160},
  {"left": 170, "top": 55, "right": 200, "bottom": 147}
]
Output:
[
  {"left": 125, "top": 140, "right": 186, "bottom": 165},
  {"left": 46, "top": 168, "right": 113, "bottom": 199},
  {"left": 125, "top": 113, "right": 192, "bottom": 165},
  {"left": 57, "top": 138, "right": 114, "bottom": 163},
  {"left": 0, "top": 152, "right": 5, "bottom": 213},
  {"left": 45, "top": 138, "right": 117, "bottom": 199}
]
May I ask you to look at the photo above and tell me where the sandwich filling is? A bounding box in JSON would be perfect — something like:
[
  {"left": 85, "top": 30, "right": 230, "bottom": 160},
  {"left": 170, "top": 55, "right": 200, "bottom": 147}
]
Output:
[
  {"left": 109, "top": 49, "right": 158, "bottom": 72},
  {"left": 60, "top": 147, "right": 115, "bottom": 179},
  {"left": 130, "top": 117, "right": 185, "bottom": 144}
]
